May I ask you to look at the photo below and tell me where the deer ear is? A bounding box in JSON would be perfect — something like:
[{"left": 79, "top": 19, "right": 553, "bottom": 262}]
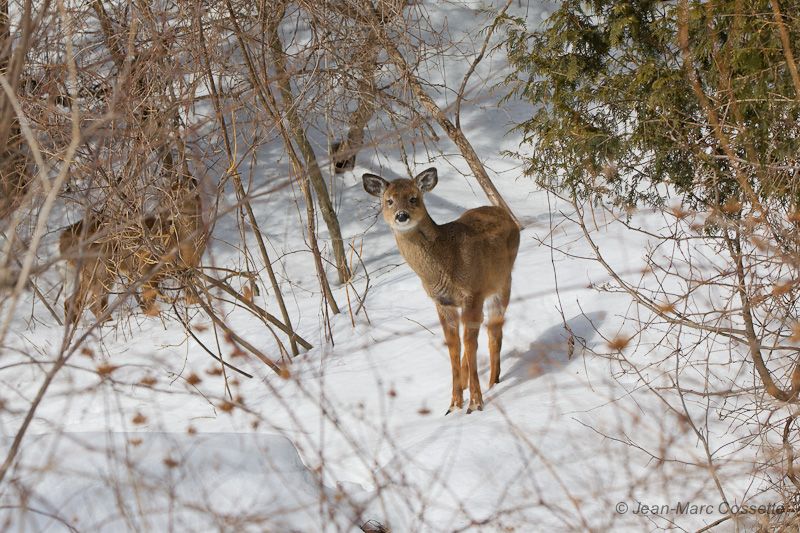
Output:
[
  {"left": 362, "top": 173, "right": 388, "bottom": 197},
  {"left": 414, "top": 167, "right": 438, "bottom": 192}
]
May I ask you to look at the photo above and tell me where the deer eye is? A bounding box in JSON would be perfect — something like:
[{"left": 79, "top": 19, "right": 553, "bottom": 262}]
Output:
[
  {"left": 386, "top": 198, "right": 394, "bottom": 206},
  {"left": 409, "top": 197, "right": 418, "bottom": 205}
]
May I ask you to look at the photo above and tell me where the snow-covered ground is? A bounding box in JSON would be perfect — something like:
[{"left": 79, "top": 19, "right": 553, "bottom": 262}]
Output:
[{"left": 0, "top": 2, "right": 768, "bottom": 532}]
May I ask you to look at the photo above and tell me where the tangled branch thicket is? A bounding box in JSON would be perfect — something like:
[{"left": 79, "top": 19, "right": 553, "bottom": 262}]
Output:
[
  {"left": 0, "top": 0, "right": 527, "bottom": 530},
  {"left": 11, "top": 0, "right": 800, "bottom": 530}
]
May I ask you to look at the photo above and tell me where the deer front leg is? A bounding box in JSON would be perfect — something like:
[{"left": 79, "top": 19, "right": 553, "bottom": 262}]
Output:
[
  {"left": 140, "top": 278, "right": 162, "bottom": 315},
  {"left": 64, "top": 278, "right": 85, "bottom": 326},
  {"left": 437, "top": 304, "right": 462, "bottom": 414},
  {"left": 462, "top": 297, "right": 485, "bottom": 413},
  {"left": 88, "top": 264, "right": 112, "bottom": 324},
  {"left": 63, "top": 260, "right": 86, "bottom": 326}
]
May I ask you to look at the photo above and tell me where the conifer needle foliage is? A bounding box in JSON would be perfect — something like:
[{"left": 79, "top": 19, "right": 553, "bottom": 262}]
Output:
[{"left": 504, "top": 0, "right": 800, "bottom": 210}]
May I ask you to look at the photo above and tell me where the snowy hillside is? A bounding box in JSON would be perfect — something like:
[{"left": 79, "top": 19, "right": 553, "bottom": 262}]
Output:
[{"left": 0, "top": 1, "right": 777, "bottom": 532}]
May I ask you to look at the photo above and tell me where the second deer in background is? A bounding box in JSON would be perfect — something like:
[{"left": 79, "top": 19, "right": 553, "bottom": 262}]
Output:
[{"left": 59, "top": 175, "right": 207, "bottom": 325}]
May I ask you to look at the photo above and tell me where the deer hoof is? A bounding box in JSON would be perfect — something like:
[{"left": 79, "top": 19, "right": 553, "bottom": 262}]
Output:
[
  {"left": 446, "top": 399, "right": 464, "bottom": 415},
  {"left": 467, "top": 398, "right": 483, "bottom": 413}
]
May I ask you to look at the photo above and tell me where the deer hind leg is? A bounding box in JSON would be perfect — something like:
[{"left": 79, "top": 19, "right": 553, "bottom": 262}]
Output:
[
  {"left": 137, "top": 254, "right": 166, "bottom": 315},
  {"left": 487, "top": 283, "right": 511, "bottom": 388},
  {"left": 461, "top": 296, "right": 485, "bottom": 413},
  {"left": 437, "top": 304, "right": 463, "bottom": 414}
]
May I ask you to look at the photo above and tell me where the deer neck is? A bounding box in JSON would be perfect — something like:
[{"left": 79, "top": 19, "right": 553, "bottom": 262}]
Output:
[{"left": 393, "top": 212, "right": 445, "bottom": 278}]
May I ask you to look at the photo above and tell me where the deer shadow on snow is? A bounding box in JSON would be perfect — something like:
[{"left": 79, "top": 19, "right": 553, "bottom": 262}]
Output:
[{"left": 490, "top": 311, "right": 607, "bottom": 398}]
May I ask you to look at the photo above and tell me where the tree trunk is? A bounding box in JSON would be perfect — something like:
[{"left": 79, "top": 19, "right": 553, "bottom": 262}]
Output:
[{"left": 265, "top": 10, "right": 351, "bottom": 284}]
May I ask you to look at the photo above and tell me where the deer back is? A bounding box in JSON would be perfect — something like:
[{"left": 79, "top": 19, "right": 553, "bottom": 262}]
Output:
[
  {"left": 363, "top": 168, "right": 520, "bottom": 307},
  {"left": 399, "top": 206, "right": 519, "bottom": 306}
]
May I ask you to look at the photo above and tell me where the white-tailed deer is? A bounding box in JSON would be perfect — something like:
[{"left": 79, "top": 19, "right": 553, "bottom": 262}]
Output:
[
  {"left": 59, "top": 175, "right": 206, "bottom": 325},
  {"left": 363, "top": 167, "right": 520, "bottom": 413}
]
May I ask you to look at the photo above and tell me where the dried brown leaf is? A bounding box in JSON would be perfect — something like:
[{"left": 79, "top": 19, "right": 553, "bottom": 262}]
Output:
[
  {"left": 96, "top": 363, "right": 117, "bottom": 376},
  {"left": 607, "top": 336, "right": 631, "bottom": 351}
]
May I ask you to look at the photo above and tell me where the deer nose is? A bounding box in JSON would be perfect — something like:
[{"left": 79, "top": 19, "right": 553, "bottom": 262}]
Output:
[{"left": 395, "top": 211, "right": 410, "bottom": 223}]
